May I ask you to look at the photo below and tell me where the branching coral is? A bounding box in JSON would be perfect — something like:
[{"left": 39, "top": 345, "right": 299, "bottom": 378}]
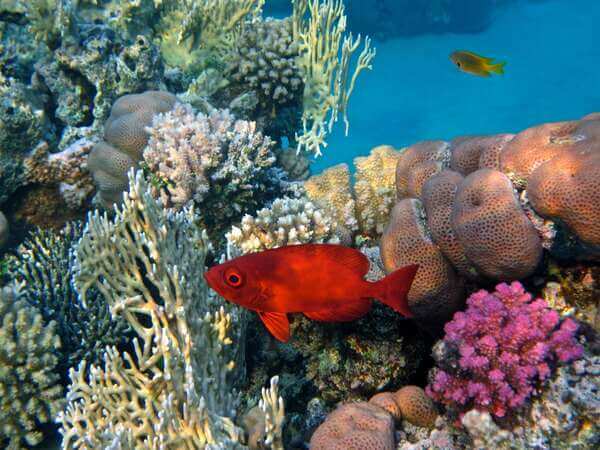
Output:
[
  {"left": 6, "top": 222, "right": 131, "bottom": 378},
  {"left": 143, "top": 101, "right": 283, "bottom": 233},
  {"left": 57, "top": 170, "right": 247, "bottom": 448},
  {"left": 226, "top": 195, "right": 341, "bottom": 254},
  {"left": 426, "top": 282, "right": 583, "bottom": 420},
  {"left": 292, "top": 0, "right": 376, "bottom": 156},
  {"left": 0, "top": 284, "right": 64, "bottom": 449}
]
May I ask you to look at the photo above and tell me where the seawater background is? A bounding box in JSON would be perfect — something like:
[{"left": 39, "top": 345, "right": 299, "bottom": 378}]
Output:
[{"left": 270, "top": 0, "right": 600, "bottom": 172}]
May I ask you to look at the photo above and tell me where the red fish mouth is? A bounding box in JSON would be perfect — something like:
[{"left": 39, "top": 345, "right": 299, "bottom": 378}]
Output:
[{"left": 203, "top": 269, "right": 225, "bottom": 297}]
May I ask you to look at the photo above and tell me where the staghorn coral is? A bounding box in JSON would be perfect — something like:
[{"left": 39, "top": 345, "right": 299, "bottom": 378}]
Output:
[
  {"left": 226, "top": 196, "right": 341, "bottom": 254},
  {"left": 57, "top": 170, "right": 250, "bottom": 448},
  {"left": 309, "top": 402, "right": 395, "bottom": 450},
  {"left": 0, "top": 211, "right": 8, "bottom": 249},
  {"left": 451, "top": 169, "right": 543, "bottom": 280},
  {"left": 143, "top": 101, "right": 284, "bottom": 235},
  {"left": 88, "top": 90, "right": 176, "bottom": 206},
  {"left": 393, "top": 386, "right": 437, "bottom": 428},
  {"left": 0, "top": 284, "right": 64, "bottom": 449},
  {"left": 353, "top": 145, "right": 402, "bottom": 236},
  {"left": 427, "top": 282, "right": 584, "bottom": 420},
  {"left": 528, "top": 146, "right": 600, "bottom": 249},
  {"left": 292, "top": 0, "right": 375, "bottom": 156},
  {"left": 380, "top": 198, "right": 464, "bottom": 326},
  {"left": 6, "top": 222, "right": 131, "bottom": 378},
  {"left": 227, "top": 18, "right": 303, "bottom": 110},
  {"left": 304, "top": 163, "right": 357, "bottom": 241}
]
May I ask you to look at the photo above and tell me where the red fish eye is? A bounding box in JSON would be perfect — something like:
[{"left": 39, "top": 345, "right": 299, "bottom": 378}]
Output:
[{"left": 224, "top": 268, "right": 243, "bottom": 288}]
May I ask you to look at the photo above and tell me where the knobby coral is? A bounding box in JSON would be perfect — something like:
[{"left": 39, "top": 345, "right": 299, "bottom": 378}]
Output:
[
  {"left": 226, "top": 195, "right": 341, "bottom": 254},
  {"left": 0, "top": 284, "right": 64, "bottom": 449},
  {"left": 427, "top": 282, "right": 583, "bottom": 419},
  {"left": 57, "top": 170, "right": 248, "bottom": 448},
  {"left": 292, "top": 0, "right": 376, "bottom": 156}
]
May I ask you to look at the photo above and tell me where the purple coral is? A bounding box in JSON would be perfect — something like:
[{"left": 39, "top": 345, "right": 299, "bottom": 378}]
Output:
[{"left": 426, "top": 281, "right": 583, "bottom": 419}]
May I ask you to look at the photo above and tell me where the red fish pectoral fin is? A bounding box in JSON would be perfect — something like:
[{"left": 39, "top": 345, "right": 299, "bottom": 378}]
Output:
[
  {"left": 258, "top": 311, "right": 290, "bottom": 342},
  {"left": 304, "top": 300, "right": 372, "bottom": 322}
]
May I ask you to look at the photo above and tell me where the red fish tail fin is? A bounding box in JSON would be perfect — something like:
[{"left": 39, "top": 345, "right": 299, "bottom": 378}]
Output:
[{"left": 372, "top": 265, "right": 418, "bottom": 317}]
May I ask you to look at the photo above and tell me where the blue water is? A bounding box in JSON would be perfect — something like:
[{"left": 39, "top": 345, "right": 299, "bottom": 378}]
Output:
[{"left": 312, "top": 0, "right": 600, "bottom": 172}]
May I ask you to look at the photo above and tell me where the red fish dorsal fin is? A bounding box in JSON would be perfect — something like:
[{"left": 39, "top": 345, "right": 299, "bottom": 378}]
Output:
[
  {"left": 258, "top": 311, "right": 290, "bottom": 342},
  {"left": 306, "top": 244, "right": 371, "bottom": 276}
]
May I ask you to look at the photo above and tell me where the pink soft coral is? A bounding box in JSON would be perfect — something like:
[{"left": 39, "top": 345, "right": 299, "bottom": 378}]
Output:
[{"left": 426, "top": 281, "right": 583, "bottom": 419}]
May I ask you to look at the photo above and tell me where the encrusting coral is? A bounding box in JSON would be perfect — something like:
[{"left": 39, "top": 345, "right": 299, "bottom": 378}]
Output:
[
  {"left": 0, "top": 284, "right": 64, "bottom": 449},
  {"left": 426, "top": 282, "right": 583, "bottom": 420},
  {"left": 6, "top": 222, "right": 131, "bottom": 378},
  {"left": 57, "top": 170, "right": 252, "bottom": 448}
]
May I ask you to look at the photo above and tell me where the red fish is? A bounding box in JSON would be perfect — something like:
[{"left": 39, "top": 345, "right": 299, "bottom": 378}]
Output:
[{"left": 204, "top": 244, "right": 418, "bottom": 342}]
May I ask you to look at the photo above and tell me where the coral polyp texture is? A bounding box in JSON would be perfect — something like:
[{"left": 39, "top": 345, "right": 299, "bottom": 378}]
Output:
[
  {"left": 426, "top": 282, "right": 583, "bottom": 420},
  {"left": 393, "top": 385, "right": 438, "bottom": 428},
  {"left": 227, "top": 18, "right": 302, "bottom": 110},
  {"left": 87, "top": 90, "right": 176, "bottom": 206},
  {"left": 309, "top": 402, "right": 395, "bottom": 450},
  {"left": 226, "top": 196, "right": 341, "bottom": 254},
  {"left": 0, "top": 284, "right": 64, "bottom": 449}
]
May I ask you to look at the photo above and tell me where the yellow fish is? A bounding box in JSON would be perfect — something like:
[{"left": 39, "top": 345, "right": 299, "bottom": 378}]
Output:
[{"left": 450, "top": 50, "right": 506, "bottom": 77}]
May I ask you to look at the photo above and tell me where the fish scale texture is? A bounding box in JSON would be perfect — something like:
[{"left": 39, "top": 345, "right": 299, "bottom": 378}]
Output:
[
  {"left": 380, "top": 198, "right": 464, "bottom": 324},
  {"left": 309, "top": 402, "right": 395, "bottom": 450},
  {"left": 451, "top": 169, "right": 542, "bottom": 279}
]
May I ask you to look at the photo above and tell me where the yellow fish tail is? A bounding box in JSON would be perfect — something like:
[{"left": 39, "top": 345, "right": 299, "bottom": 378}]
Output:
[{"left": 488, "top": 61, "right": 506, "bottom": 75}]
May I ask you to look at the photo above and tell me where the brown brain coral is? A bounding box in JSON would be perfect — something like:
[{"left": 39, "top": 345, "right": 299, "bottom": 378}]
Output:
[
  {"left": 88, "top": 91, "right": 176, "bottom": 206},
  {"left": 369, "top": 392, "right": 402, "bottom": 423},
  {"left": 380, "top": 198, "right": 464, "bottom": 324},
  {"left": 499, "top": 121, "right": 581, "bottom": 186},
  {"left": 421, "top": 170, "right": 475, "bottom": 279},
  {"left": 528, "top": 146, "right": 600, "bottom": 248},
  {"left": 450, "top": 134, "right": 514, "bottom": 173},
  {"left": 451, "top": 169, "right": 543, "bottom": 279},
  {"left": 309, "top": 402, "right": 395, "bottom": 450},
  {"left": 393, "top": 386, "right": 437, "bottom": 428},
  {"left": 396, "top": 140, "right": 450, "bottom": 199}
]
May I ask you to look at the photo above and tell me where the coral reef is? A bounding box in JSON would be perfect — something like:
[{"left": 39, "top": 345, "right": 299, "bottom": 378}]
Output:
[
  {"left": 227, "top": 18, "right": 302, "bottom": 111},
  {"left": 393, "top": 386, "right": 438, "bottom": 428},
  {"left": 427, "top": 282, "right": 583, "bottom": 420},
  {"left": 57, "top": 170, "right": 250, "bottom": 448},
  {"left": 143, "top": 101, "right": 286, "bottom": 237},
  {"left": 310, "top": 401, "right": 395, "bottom": 450},
  {"left": 0, "top": 284, "right": 64, "bottom": 449},
  {"left": 88, "top": 90, "right": 177, "bottom": 206},
  {"left": 353, "top": 145, "right": 402, "bottom": 236},
  {"left": 6, "top": 222, "right": 131, "bottom": 378},
  {"left": 274, "top": 147, "right": 310, "bottom": 181},
  {"left": 292, "top": 0, "right": 375, "bottom": 155},
  {"left": 226, "top": 195, "right": 341, "bottom": 254}
]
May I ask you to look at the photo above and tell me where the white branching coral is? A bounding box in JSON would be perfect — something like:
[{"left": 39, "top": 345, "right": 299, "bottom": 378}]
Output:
[
  {"left": 57, "top": 170, "right": 246, "bottom": 449},
  {"left": 259, "top": 376, "right": 285, "bottom": 450},
  {"left": 0, "top": 284, "right": 64, "bottom": 449},
  {"left": 143, "top": 102, "right": 278, "bottom": 214},
  {"left": 226, "top": 195, "right": 341, "bottom": 254},
  {"left": 292, "top": 0, "right": 376, "bottom": 156}
]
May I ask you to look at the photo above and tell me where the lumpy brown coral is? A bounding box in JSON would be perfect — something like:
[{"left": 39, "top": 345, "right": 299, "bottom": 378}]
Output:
[
  {"left": 393, "top": 386, "right": 437, "bottom": 428},
  {"left": 87, "top": 90, "right": 176, "bottom": 206},
  {"left": 309, "top": 402, "right": 395, "bottom": 450},
  {"left": 395, "top": 140, "right": 450, "bottom": 199}
]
